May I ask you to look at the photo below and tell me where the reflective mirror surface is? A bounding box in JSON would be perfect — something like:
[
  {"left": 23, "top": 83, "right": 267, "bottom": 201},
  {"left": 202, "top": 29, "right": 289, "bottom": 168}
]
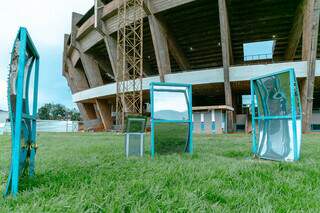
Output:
[
  {"left": 150, "top": 83, "right": 193, "bottom": 157},
  {"left": 153, "top": 91, "right": 189, "bottom": 121},
  {"left": 154, "top": 123, "right": 189, "bottom": 154},
  {"left": 254, "top": 72, "right": 292, "bottom": 117},
  {"left": 252, "top": 70, "right": 302, "bottom": 161},
  {"left": 125, "top": 116, "right": 146, "bottom": 133}
]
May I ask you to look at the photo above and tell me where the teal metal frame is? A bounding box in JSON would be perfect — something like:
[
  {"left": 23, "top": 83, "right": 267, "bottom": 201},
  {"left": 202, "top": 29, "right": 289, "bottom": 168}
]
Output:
[
  {"left": 250, "top": 69, "right": 302, "bottom": 161},
  {"left": 5, "top": 27, "right": 40, "bottom": 197},
  {"left": 150, "top": 82, "right": 193, "bottom": 159}
]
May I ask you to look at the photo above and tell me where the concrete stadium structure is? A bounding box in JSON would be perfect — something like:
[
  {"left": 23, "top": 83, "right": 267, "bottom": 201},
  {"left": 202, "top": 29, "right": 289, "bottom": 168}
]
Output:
[{"left": 62, "top": 0, "right": 320, "bottom": 132}]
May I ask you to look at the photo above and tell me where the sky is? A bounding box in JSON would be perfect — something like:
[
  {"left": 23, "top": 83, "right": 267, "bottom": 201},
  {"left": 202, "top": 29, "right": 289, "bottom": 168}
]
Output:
[
  {"left": 243, "top": 40, "right": 275, "bottom": 61},
  {"left": 154, "top": 92, "right": 188, "bottom": 113},
  {"left": 0, "top": 0, "right": 93, "bottom": 111}
]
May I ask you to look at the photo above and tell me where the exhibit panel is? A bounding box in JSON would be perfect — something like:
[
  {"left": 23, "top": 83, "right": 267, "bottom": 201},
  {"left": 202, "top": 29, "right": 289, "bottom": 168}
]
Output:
[
  {"left": 150, "top": 83, "right": 193, "bottom": 158},
  {"left": 251, "top": 69, "right": 302, "bottom": 161},
  {"left": 124, "top": 116, "right": 146, "bottom": 157}
]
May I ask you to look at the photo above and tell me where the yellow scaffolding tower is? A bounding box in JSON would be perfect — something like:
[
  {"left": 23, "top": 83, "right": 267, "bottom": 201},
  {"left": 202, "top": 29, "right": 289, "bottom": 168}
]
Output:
[{"left": 116, "top": 0, "right": 144, "bottom": 130}]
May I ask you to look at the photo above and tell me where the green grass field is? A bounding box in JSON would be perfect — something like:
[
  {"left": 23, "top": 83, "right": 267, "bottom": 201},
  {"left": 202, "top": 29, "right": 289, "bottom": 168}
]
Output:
[{"left": 0, "top": 133, "right": 320, "bottom": 212}]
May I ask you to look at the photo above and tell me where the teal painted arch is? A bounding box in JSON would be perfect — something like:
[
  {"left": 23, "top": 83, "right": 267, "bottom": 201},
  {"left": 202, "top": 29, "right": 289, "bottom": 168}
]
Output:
[{"left": 5, "top": 27, "right": 40, "bottom": 197}]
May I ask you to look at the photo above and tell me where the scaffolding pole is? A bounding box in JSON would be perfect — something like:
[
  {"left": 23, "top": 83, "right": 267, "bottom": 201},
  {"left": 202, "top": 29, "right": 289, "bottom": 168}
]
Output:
[{"left": 116, "top": 0, "right": 144, "bottom": 130}]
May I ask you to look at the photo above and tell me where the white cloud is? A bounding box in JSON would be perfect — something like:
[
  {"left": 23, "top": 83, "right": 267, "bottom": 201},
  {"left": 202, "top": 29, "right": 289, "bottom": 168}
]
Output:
[
  {"left": 0, "top": 0, "right": 92, "bottom": 48},
  {"left": 0, "top": 0, "right": 93, "bottom": 110}
]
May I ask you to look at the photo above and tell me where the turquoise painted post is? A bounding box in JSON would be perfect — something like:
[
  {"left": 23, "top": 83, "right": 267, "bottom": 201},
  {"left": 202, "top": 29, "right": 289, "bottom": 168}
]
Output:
[
  {"left": 5, "top": 28, "right": 21, "bottom": 197},
  {"left": 295, "top": 77, "right": 303, "bottom": 117},
  {"left": 30, "top": 57, "right": 40, "bottom": 176},
  {"left": 188, "top": 85, "right": 193, "bottom": 154},
  {"left": 150, "top": 83, "right": 155, "bottom": 159},
  {"left": 250, "top": 80, "right": 257, "bottom": 154},
  {"left": 294, "top": 72, "right": 303, "bottom": 158},
  {"left": 12, "top": 28, "right": 28, "bottom": 196},
  {"left": 290, "top": 69, "right": 298, "bottom": 161}
]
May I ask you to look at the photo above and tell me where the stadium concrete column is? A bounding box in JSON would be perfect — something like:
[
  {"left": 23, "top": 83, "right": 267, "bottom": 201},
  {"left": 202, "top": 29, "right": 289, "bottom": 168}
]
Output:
[
  {"left": 82, "top": 103, "right": 99, "bottom": 120},
  {"left": 301, "top": 0, "right": 320, "bottom": 132},
  {"left": 77, "top": 51, "right": 104, "bottom": 88},
  {"left": 154, "top": 15, "right": 191, "bottom": 71},
  {"left": 95, "top": 99, "right": 112, "bottom": 130},
  {"left": 62, "top": 66, "right": 95, "bottom": 124},
  {"left": 65, "top": 59, "right": 90, "bottom": 92},
  {"left": 70, "top": 13, "right": 104, "bottom": 88},
  {"left": 101, "top": 32, "right": 118, "bottom": 77},
  {"left": 144, "top": 0, "right": 191, "bottom": 81},
  {"left": 63, "top": 28, "right": 88, "bottom": 93},
  {"left": 145, "top": 1, "right": 171, "bottom": 82},
  {"left": 218, "top": 0, "right": 234, "bottom": 132},
  {"left": 94, "top": 0, "right": 118, "bottom": 78},
  {"left": 63, "top": 34, "right": 91, "bottom": 123},
  {"left": 285, "top": 0, "right": 308, "bottom": 61},
  {"left": 67, "top": 12, "right": 104, "bottom": 130}
]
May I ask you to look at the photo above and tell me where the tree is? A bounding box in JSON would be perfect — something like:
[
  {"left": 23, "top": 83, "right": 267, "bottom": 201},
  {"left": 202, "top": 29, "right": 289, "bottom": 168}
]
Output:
[
  {"left": 38, "top": 103, "right": 81, "bottom": 121},
  {"left": 38, "top": 103, "right": 53, "bottom": 120},
  {"left": 69, "top": 108, "right": 81, "bottom": 121},
  {"left": 51, "top": 104, "right": 67, "bottom": 120}
]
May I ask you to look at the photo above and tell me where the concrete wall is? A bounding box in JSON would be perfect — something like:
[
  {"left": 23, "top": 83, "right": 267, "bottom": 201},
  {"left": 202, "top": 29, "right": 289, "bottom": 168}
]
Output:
[
  {"left": 72, "top": 61, "right": 320, "bottom": 103},
  {"left": 1, "top": 120, "right": 80, "bottom": 134}
]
